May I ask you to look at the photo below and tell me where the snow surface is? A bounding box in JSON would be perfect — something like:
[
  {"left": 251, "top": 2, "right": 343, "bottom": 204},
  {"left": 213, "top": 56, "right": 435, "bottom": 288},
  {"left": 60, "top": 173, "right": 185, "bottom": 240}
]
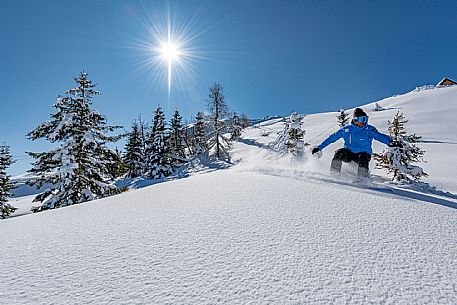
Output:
[{"left": 2, "top": 86, "right": 457, "bottom": 304}]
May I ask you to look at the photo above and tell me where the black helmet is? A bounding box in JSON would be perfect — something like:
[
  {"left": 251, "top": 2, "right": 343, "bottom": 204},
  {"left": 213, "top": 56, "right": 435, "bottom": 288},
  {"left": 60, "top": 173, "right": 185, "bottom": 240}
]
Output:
[
  {"left": 353, "top": 108, "right": 367, "bottom": 118},
  {"left": 352, "top": 108, "right": 368, "bottom": 127}
]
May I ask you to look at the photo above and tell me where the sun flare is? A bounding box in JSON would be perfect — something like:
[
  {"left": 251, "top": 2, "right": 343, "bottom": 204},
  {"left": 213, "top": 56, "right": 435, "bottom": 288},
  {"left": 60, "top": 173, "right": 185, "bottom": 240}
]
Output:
[
  {"left": 129, "top": 7, "right": 211, "bottom": 102},
  {"left": 159, "top": 40, "right": 182, "bottom": 96},
  {"left": 160, "top": 41, "right": 181, "bottom": 62}
]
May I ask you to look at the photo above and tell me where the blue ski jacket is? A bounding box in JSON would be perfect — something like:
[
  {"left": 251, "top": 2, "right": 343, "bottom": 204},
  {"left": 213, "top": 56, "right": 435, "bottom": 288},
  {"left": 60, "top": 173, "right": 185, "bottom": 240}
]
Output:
[{"left": 318, "top": 123, "right": 392, "bottom": 155}]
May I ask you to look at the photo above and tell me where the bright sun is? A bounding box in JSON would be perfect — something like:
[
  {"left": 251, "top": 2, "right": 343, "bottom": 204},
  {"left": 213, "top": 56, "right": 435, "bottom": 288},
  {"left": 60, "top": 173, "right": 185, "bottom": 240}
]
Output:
[
  {"left": 132, "top": 10, "right": 205, "bottom": 100},
  {"left": 160, "top": 41, "right": 180, "bottom": 61},
  {"left": 159, "top": 40, "right": 181, "bottom": 97}
]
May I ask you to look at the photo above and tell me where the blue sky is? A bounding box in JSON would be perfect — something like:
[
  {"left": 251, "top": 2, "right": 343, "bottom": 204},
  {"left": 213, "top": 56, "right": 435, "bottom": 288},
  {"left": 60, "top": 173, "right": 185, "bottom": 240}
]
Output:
[{"left": 1, "top": 0, "right": 457, "bottom": 175}]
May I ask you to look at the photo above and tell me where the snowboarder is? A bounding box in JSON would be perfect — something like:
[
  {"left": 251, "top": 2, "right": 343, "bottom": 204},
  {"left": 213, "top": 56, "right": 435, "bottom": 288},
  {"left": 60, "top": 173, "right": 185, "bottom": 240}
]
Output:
[{"left": 311, "top": 108, "right": 394, "bottom": 177}]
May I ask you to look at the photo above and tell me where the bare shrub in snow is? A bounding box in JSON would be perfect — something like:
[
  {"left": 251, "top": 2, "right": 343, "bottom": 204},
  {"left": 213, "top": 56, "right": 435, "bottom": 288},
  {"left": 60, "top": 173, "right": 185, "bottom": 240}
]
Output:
[
  {"left": 206, "top": 83, "right": 231, "bottom": 160},
  {"left": 240, "top": 113, "right": 250, "bottom": 129}
]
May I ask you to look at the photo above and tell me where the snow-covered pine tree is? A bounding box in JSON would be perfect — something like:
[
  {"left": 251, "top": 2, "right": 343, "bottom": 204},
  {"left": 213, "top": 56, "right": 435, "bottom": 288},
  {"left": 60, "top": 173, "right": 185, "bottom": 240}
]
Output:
[
  {"left": 207, "top": 83, "right": 231, "bottom": 160},
  {"left": 373, "top": 111, "right": 427, "bottom": 181},
  {"left": 139, "top": 117, "right": 148, "bottom": 159},
  {"left": 108, "top": 147, "right": 128, "bottom": 179},
  {"left": 230, "top": 112, "right": 243, "bottom": 140},
  {"left": 193, "top": 111, "right": 208, "bottom": 154},
  {"left": 0, "top": 144, "right": 17, "bottom": 219},
  {"left": 337, "top": 108, "right": 350, "bottom": 127},
  {"left": 123, "top": 120, "right": 146, "bottom": 178},
  {"left": 373, "top": 102, "right": 385, "bottom": 112},
  {"left": 145, "top": 106, "right": 172, "bottom": 179},
  {"left": 286, "top": 112, "right": 305, "bottom": 155},
  {"left": 169, "top": 109, "right": 186, "bottom": 163},
  {"left": 27, "top": 72, "right": 122, "bottom": 211}
]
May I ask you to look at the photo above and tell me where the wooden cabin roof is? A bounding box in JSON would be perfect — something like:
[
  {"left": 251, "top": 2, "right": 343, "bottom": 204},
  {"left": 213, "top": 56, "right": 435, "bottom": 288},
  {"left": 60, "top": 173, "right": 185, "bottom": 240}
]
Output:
[{"left": 437, "top": 77, "right": 457, "bottom": 86}]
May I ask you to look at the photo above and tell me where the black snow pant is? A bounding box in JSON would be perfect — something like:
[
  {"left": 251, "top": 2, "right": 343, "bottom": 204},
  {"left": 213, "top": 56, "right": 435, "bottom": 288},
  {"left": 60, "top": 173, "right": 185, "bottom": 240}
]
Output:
[{"left": 330, "top": 148, "right": 371, "bottom": 177}]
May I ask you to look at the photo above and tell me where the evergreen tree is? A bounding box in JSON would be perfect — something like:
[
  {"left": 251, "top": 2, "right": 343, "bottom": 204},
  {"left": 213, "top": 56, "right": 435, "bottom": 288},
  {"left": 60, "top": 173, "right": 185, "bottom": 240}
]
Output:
[
  {"left": 0, "top": 144, "right": 17, "bottom": 219},
  {"left": 108, "top": 147, "right": 128, "bottom": 179},
  {"left": 27, "top": 72, "right": 122, "bottom": 211},
  {"left": 337, "top": 108, "right": 350, "bottom": 127},
  {"left": 139, "top": 117, "right": 148, "bottom": 160},
  {"left": 373, "top": 102, "right": 385, "bottom": 112},
  {"left": 230, "top": 112, "right": 243, "bottom": 140},
  {"left": 146, "top": 106, "right": 172, "bottom": 179},
  {"left": 373, "top": 112, "right": 427, "bottom": 181},
  {"left": 286, "top": 112, "right": 305, "bottom": 155},
  {"left": 169, "top": 109, "right": 186, "bottom": 162},
  {"left": 124, "top": 120, "right": 145, "bottom": 178},
  {"left": 272, "top": 112, "right": 306, "bottom": 156},
  {"left": 193, "top": 111, "right": 208, "bottom": 154},
  {"left": 207, "top": 83, "right": 230, "bottom": 160}
]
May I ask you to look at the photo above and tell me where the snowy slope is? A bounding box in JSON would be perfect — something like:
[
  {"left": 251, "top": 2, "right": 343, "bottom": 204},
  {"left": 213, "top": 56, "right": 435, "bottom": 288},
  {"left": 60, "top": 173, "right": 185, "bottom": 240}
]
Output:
[
  {"left": 2, "top": 86, "right": 457, "bottom": 304},
  {"left": 2, "top": 171, "right": 457, "bottom": 304}
]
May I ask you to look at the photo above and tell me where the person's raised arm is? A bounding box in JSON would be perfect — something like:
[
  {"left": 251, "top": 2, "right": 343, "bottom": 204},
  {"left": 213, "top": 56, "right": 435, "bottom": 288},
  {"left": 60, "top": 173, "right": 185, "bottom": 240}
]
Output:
[
  {"left": 371, "top": 127, "right": 392, "bottom": 146},
  {"left": 317, "top": 128, "right": 344, "bottom": 151}
]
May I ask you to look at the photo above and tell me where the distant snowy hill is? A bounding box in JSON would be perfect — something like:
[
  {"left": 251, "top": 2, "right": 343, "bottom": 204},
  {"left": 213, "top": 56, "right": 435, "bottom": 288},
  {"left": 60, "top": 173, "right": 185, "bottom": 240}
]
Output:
[{"left": 2, "top": 86, "right": 457, "bottom": 304}]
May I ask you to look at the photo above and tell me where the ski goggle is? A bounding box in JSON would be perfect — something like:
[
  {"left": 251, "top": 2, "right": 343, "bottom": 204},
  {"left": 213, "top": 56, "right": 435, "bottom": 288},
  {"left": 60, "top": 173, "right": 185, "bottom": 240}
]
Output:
[{"left": 353, "top": 116, "right": 368, "bottom": 126}]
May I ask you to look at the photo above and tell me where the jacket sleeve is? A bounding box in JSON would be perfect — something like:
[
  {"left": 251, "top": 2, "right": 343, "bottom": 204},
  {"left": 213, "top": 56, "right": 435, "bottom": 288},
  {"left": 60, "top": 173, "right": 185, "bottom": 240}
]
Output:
[
  {"left": 318, "top": 128, "right": 344, "bottom": 151},
  {"left": 371, "top": 127, "right": 392, "bottom": 145}
]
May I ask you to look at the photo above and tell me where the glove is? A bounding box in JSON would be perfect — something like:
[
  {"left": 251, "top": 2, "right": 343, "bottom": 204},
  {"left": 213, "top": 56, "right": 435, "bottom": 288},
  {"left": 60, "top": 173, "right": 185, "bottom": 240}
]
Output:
[{"left": 312, "top": 147, "right": 320, "bottom": 155}]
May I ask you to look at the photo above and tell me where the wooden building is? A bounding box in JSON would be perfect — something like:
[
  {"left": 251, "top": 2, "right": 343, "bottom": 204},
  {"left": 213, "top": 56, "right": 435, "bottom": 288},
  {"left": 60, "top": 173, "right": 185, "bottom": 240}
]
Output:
[{"left": 437, "top": 77, "right": 457, "bottom": 86}]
